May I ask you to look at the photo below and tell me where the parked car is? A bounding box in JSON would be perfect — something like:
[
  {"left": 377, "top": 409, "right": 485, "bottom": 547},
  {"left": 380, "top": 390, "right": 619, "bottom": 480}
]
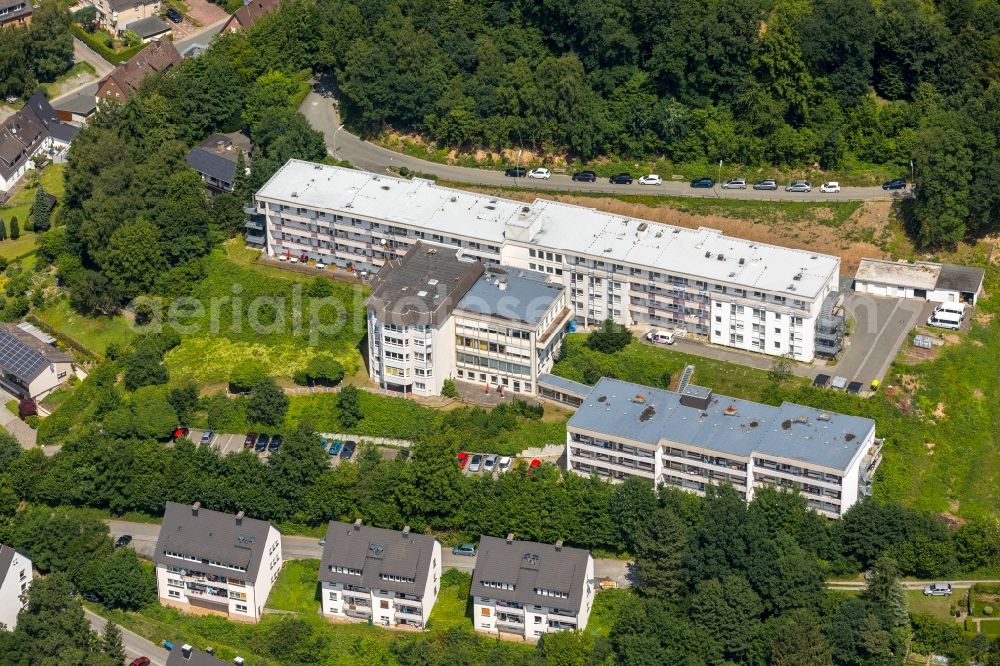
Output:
[
  {"left": 268, "top": 435, "right": 282, "bottom": 452},
  {"left": 505, "top": 166, "right": 527, "bottom": 177},
  {"left": 165, "top": 7, "right": 182, "bottom": 22},
  {"left": 690, "top": 177, "right": 714, "bottom": 188},
  {"left": 114, "top": 535, "right": 132, "bottom": 548},
  {"left": 498, "top": 456, "right": 512, "bottom": 473},
  {"left": 753, "top": 179, "right": 778, "bottom": 191},
  {"left": 328, "top": 440, "right": 343, "bottom": 456},
  {"left": 572, "top": 170, "right": 597, "bottom": 182},
  {"left": 527, "top": 168, "right": 551, "bottom": 179},
  {"left": 315, "top": 261, "right": 326, "bottom": 270},
  {"left": 130, "top": 658, "right": 151, "bottom": 666},
  {"left": 820, "top": 181, "right": 841, "bottom": 193},
  {"left": 82, "top": 592, "right": 101, "bottom": 603},
  {"left": 882, "top": 178, "right": 906, "bottom": 190},
  {"left": 645, "top": 330, "right": 674, "bottom": 345},
  {"left": 609, "top": 173, "right": 633, "bottom": 184},
  {"left": 341, "top": 440, "right": 357, "bottom": 459},
  {"left": 458, "top": 451, "right": 469, "bottom": 469},
  {"left": 468, "top": 454, "right": 483, "bottom": 472},
  {"left": 244, "top": 432, "right": 256, "bottom": 448},
  {"left": 483, "top": 454, "right": 498, "bottom": 473},
  {"left": 255, "top": 434, "right": 270, "bottom": 451},
  {"left": 638, "top": 174, "right": 662, "bottom": 186},
  {"left": 399, "top": 449, "right": 411, "bottom": 462},
  {"left": 923, "top": 583, "right": 953, "bottom": 596},
  {"left": 452, "top": 543, "right": 477, "bottom": 557},
  {"left": 722, "top": 178, "right": 747, "bottom": 189},
  {"left": 171, "top": 427, "right": 189, "bottom": 441},
  {"left": 200, "top": 430, "right": 214, "bottom": 445},
  {"left": 785, "top": 180, "right": 812, "bottom": 192}
]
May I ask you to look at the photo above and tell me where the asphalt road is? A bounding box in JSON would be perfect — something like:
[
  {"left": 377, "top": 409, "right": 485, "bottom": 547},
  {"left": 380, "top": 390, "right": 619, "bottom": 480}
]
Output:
[
  {"left": 301, "top": 85, "right": 908, "bottom": 203},
  {"left": 834, "top": 294, "right": 930, "bottom": 386},
  {"left": 106, "top": 520, "right": 633, "bottom": 586},
  {"left": 828, "top": 579, "right": 1000, "bottom": 591},
  {"left": 85, "top": 608, "right": 169, "bottom": 666}
]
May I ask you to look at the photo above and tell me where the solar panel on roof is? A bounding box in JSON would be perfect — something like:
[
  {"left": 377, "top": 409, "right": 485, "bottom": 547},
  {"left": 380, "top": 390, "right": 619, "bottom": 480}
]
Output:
[{"left": 0, "top": 331, "right": 50, "bottom": 382}]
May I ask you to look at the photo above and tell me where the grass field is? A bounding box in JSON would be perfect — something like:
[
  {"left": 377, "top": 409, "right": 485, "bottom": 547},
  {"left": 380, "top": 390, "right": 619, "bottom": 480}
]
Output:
[
  {"left": 427, "top": 571, "right": 473, "bottom": 631},
  {"left": 35, "top": 297, "right": 136, "bottom": 357},
  {"left": 586, "top": 589, "right": 634, "bottom": 637},
  {"left": 0, "top": 165, "right": 66, "bottom": 261},
  {"left": 268, "top": 559, "right": 321, "bottom": 614},
  {"left": 906, "top": 590, "right": 954, "bottom": 622}
]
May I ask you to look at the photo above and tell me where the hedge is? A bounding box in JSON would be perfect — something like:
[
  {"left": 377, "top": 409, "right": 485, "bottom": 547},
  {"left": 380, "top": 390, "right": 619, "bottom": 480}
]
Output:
[{"left": 70, "top": 24, "right": 148, "bottom": 65}]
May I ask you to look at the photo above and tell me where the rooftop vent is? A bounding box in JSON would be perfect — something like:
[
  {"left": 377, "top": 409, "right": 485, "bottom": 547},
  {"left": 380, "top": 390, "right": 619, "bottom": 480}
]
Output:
[
  {"left": 290, "top": 192, "right": 298, "bottom": 198},
  {"left": 724, "top": 405, "right": 738, "bottom": 416},
  {"left": 749, "top": 420, "right": 759, "bottom": 427},
  {"left": 673, "top": 229, "right": 681, "bottom": 234},
  {"left": 818, "top": 413, "right": 831, "bottom": 421},
  {"left": 402, "top": 526, "right": 410, "bottom": 536},
  {"left": 705, "top": 251, "right": 711, "bottom": 258},
  {"left": 845, "top": 433, "right": 856, "bottom": 442},
  {"left": 597, "top": 395, "right": 607, "bottom": 403},
  {"left": 717, "top": 254, "right": 725, "bottom": 261},
  {"left": 489, "top": 198, "right": 498, "bottom": 203},
  {"left": 485, "top": 205, "right": 496, "bottom": 210},
  {"left": 428, "top": 279, "right": 439, "bottom": 286},
  {"left": 639, "top": 405, "right": 656, "bottom": 422},
  {"left": 521, "top": 206, "right": 530, "bottom": 214},
  {"left": 313, "top": 164, "right": 322, "bottom": 170},
  {"left": 417, "top": 290, "right": 428, "bottom": 297},
  {"left": 793, "top": 273, "right": 803, "bottom": 281},
  {"left": 555, "top": 540, "right": 563, "bottom": 552},
  {"left": 192, "top": 501, "right": 201, "bottom": 514},
  {"left": 633, "top": 394, "right": 646, "bottom": 403},
  {"left": 426, "top": 247, "right": 437, "bottom": 255},
  {"left": 381, "top": 185, "right": 390, "bottom": 190},
  {"left": 729, "top": 272, "right": 736, "bottom": 278},
  {"left": 638, "top": 223, "right": 648, "bottom": 232},
  {"left": 781, "top": 419, "right": 792, "bottom": 430},
  {"left": 739, "top": 258, "right": 745, "bottom": 265}
]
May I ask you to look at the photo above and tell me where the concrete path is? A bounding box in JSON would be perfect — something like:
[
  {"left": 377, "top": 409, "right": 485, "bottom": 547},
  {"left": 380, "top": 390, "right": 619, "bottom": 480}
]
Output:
[
  {"left": 85, "top": 608, "right": 169, "bottom": 666},
  {"left": 301, "top": 85, "right": 909, "bottom": 203},
  {"left": 0, "top": 402, "right": 36, "bottom": 448}
]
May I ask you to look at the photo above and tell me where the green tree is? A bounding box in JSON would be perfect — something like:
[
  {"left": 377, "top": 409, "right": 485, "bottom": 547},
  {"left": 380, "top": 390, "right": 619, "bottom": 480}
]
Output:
[
  {"left": 441, "top": 378, "right": 458, "bottom": 398},
  {"left": 130, "top": 386, "right": 178, "bottom": 439},
  {"left": 768, "top": 353, "right": 795, "bottom": 384},
  {"left": 336, "top": 384, "right": 363, "bottom": 429},
  {"left": 243, "top": 70, "right": 298, "bottom": 130},
  {"left": 80, "top": 547, "right": 156, "bottom": 610},
  {"left": 609, "top": 477, "right": 658, "bottom": 553},
  {"left": 101, "top": 622, "right": 127, "bottom": 664},
  {"left": 102, "top": 218, "right": 165, "bottom": 303},
  {"left": 229, "top": 361, "right": 268, "bottom": 394},
  {"left": 122, "top": 343, "right": 169, "bottom": 391},
  {"left": 248, "top": 378, "right": 288, "bottom": 427},
  {"left": 863, "top": 557, "right": 909, "bottom": 628},
  {"left": 586, "top": 319, "right": 633, "bottom": 354},
  {"left": 167, "top": 382, "right": 199, "bottom": 424},
  {"left": 800, "top": 0, "right": 876, "bottom": 107},
  {"left": 10, "top": 216, "right": 19, "bottom": 240},
  {"left": 31, "top": 185, "right": 52, "bottom": 232},
  {"left": 689, "top": 575, "right": 763, "bottom": 662},
  {"left": 293, "top": 355, "right": 345, "bottom": 386},
  {"left": 634, "top": 506, "right": 687, "bottom": 598},
  {"left": 27, "top": 0, "right": 73, "bottom": 82},
  {"left": 912, "top": 109, "right": 976, "bottom": 247},
  {"left": 764, "top": 608, "right": 833, "bottom": 666},
  {"left": 0, "top": 217, "right": 6, "bottom": 241},
  {"left": 396, "top": 433, "right": 466, "bottom": 526},
  {"left": 268, "top": 420, "right": 328, "bottom": 501}
]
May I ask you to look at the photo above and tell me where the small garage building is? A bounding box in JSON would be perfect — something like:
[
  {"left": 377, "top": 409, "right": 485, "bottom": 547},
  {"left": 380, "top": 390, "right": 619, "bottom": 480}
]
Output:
[{"left": 853, "top": 258, "right": 984, "bottom": 306}]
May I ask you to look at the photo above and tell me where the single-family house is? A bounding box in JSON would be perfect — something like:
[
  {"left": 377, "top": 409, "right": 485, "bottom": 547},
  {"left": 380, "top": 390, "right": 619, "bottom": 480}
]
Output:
[
  {"left": 88, "top": 0, "right": 160, "bottom": 35},
  {"left": 0, "top": 543, "right": 32, "bottom": 630},
  {"left": 0, "top": 0, "right": 31, "bottom": 28},
  {"left": 96, "top": 38, "right": 181, "bottom": 105},
  {"left": 222, "top": 0, "right": 279, "bottom": 33},
  {"left": 186, "top": 132, "right": 251, "bottom": 192},
  {"left": 0, "top": 322, "right": 76, "bottom": 401},
  {"left": 0, "top": 92, "right": 78, "bottom": 193}
]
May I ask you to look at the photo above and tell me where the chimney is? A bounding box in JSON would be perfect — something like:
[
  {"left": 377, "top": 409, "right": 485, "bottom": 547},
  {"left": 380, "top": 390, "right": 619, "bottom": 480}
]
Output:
[
  {"left": 353, "top": 518, "right": 363, "bottom": 530},
  {"left": 216, "top": 140, "right": 225, "bottom": 153},
  {"left": 191, "top": 502, "right": 200, "bottom": 515},
  {"left": 235, "top": 511, "right": 245, "bottom": 524},
  {"left": 402, "top": 526, "right": 410, "bottom": 536},
  {"left": 505, "top": 533, "right": 514, "bottom": 544},
  {"left": 555, "top": 540, "right": 563, "bottom": 552},
  {"left": 181, "top": 644, "right": 193, "bottom": 659}
]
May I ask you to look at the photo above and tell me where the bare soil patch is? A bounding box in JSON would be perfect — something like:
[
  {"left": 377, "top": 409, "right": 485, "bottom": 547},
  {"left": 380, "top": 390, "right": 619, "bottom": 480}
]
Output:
[{"left": 933, "top": 403, "right": 946, "bottom": 420}]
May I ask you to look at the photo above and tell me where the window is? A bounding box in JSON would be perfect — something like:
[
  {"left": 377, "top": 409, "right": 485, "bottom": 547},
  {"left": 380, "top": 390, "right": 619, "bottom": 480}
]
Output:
[
  {"left": 328, "top": 592, "right": 338, "bottom": 601},
  {"left": 534, "top": 616, "right": 543, "bottom": 623},
  {"left": 168, "top": 590, "right": 181, "bottom": 598},
  {"left": 774, "top": 327, "right": 781, "bottom": 334},
  {"left": 715, "top": 316, "right": 722, "bottom": 323},
  {"left": 774, "top": 342, "right": 781, "bottom": 348},
  {"left": 481, "top": 607, "right": 491, "bottom": 616},
  {"left": 235, "top": 603, "right": 248, "bottom": 613},
  {"left": 380, "top": 600, "right": 389, "bottom": 609}
]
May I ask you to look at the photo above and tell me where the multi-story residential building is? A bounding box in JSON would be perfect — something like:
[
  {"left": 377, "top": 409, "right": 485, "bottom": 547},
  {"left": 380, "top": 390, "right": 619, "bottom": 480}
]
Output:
[
  {"left": 88, "top": 0, "right": 160, "bottom": 35},
  {"left": 0, "top": 543, "right": 32, "bottom": 630},
  {"left": 366, "top": 242, "right": 570, "bottom": 396},
  {"left": 0, "top": 0, "right": 31, "bottom": 28},
  {"left": 153, "top": 502, "right": 282, "bottom": 623},
  {"left": 471, "top": 534, "right": 594, "bottom": 640},
  {"left": 566, "top": 377, "right": 882, "bottom": 518},
  {"left": 250, "top": 160, "right": 842, "bottom": 361},
  {"left": 318, "top": 520, "right": 441, "bottom": 629}
]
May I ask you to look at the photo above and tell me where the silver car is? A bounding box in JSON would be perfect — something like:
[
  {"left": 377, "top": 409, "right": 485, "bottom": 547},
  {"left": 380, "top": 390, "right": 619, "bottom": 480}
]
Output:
[
  {"left": 722, "top": 178, "right": 747, "bottom": 189},
  {"left": 483, "top": 454, "right": 498, "bottom": 473},
  {"left": 785, "top": 180, "right": 812, "bottom": 193},
  {"left": 468, "top": 454, "right": 483, "bottom": 473}
]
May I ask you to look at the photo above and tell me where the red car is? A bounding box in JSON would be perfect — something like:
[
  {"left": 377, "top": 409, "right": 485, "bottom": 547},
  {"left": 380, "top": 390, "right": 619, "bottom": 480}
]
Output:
[
  {"left": 526, "top": 459, "right": 541, "bottom": 475},
  {"left": 130, "top": 658, "right": 151, "bottom": 666},
  {"left": 458, "top": 452, "right": 469, "bottom": 469},
  {"left": 171, "top": 427, "right": 189, "bottom": 441}
]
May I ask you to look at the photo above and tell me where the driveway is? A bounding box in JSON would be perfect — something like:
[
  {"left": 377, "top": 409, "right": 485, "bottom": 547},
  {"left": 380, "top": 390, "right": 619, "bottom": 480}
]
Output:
[
  {"left": 834, "top": 294, "right": 930, "bottom": 386},
  {"left": 301, "top": 85, "right": 907, "bottom": 203},
  {"left": 0, "top": 393, "right": 36, "bottom": 448},
  {"left": 85, "top": 608, "right": 168, "bottom": 666}
]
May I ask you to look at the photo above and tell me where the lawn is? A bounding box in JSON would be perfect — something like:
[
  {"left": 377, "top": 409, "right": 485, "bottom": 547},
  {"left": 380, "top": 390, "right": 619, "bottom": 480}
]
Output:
[
  {"left": 586, "top": 589, "right": 634, "bottom": 638},
  {"left": 427, "top": 570, "right": 472, "bottom": 630},
  {"left": 906, "top": 590, "right": 955, "bottom": 622},
  {"left": 35, "top": 296, "right": 136, "bottom": 357},
  {"left": 268, "top": 559, "right": 321, "bottom": 615},
  {"left": 0, "top": 164, "right": 66, "bottom": 261},
  {"left": 40, "top": 61, "right": 97, "bottom": 98},
  {"left": 551, "top": 333, "right": 806, "bottom": 404}
]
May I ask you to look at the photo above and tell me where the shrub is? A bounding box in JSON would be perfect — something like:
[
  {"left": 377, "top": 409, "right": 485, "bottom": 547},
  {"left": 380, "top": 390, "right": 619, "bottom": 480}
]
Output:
[
  {"left": 441, "top": 378, "right": 457, "bottom": 398},
  {"left": 984, "top": 605, "right": 993, "bottom": 616},
  {"left": 292, "top": 355, "right": 344, "bottom": 387},
  {"left": 18, "top": 399, "right": 37, "bottom": 419},
  {"left": 25, "top": 415, "right": 39, "bottom": 429},
  {"left": 229, "top": 360, "right": 268, "bottom": 394},
  {"left": 586, "top": 319, "right": 633, "bottom": 354}
]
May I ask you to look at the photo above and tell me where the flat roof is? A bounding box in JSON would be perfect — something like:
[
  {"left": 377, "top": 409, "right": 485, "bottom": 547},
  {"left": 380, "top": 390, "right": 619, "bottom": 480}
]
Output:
[
  {"left": 537, "top": 373, "right": 591, "bottom": 398},
  {"left": 365, "top": 242, "right": 484, "bottom": 326},
  {"left": 935, "top": 263, "right": 985, "bottom": 293},
  {"left": 855, "top": 258, "right": 940, "bottom": 290},
  {"left": 457, "top": 266, "right": 563, "bottom": 327},
  {"left": 256, "top": 161, "right": 841, "bottom": 300},
  {"left": 567, "top": 377, "right": 875, "bottom": 471}
]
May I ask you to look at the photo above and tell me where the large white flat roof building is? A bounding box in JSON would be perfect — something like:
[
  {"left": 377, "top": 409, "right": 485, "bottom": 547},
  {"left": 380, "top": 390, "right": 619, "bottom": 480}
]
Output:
[{"left": 257, "top": 161, "right": 839, "bottom": 301}]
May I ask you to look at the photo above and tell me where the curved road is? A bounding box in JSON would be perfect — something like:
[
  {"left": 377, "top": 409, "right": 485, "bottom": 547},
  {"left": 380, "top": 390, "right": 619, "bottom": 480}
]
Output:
[{"left": 301, "top": 86, "right": 909, "bottom": 203}]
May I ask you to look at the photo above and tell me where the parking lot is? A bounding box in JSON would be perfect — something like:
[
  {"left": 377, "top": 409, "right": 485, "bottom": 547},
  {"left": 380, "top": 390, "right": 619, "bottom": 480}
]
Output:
[
  {"left": 833, "top": 294, "right": 932, "bottom": 387},
  {"left": 188, "top": 428, "right": 407, "bottom": 467}
]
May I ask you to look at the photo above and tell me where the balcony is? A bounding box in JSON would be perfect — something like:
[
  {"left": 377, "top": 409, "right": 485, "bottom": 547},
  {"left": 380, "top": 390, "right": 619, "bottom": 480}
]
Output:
[{"left": 396, "top": 606, "right": 421, "bottom": 616}]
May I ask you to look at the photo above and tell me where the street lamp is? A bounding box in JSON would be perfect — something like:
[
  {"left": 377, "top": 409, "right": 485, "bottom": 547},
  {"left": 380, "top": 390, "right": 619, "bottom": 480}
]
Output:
[{"left": 332, "top": 123, "right": 345, "bottom": 157}]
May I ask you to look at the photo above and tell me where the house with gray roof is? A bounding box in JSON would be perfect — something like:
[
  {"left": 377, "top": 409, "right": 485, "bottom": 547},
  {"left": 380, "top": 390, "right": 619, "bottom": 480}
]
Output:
[
  {"left": 186, "top": 132, "right": 251, "bottom": 192},
  {"left": 125, "top": 15, "right": 172, "bottom": 42},
  {"left": 0, "top": 322, "right": 75, "bottom": 400},
  {"left": 0, "top": 0, "right": 31, "bottom": 28},
  {"left": 566, "top": 377, "right": 882, "bottom": 518},
  {"left": 472, "top": 534, "right": 594, "bottom": 640},
  {"left": 154, "top": 502, "right": 282, "bottom": 623},
  {"left": 0, "top": 543, "right": 32, "bottom": 630},
  {"left": 854, "top": 257, "right": 985, "bottom": 306},
  {"left": 0, "top": 92, "right": 79, "bottom": 193},
  {"left": 318, "top": 520, "right": 441, "bottom": 629}
]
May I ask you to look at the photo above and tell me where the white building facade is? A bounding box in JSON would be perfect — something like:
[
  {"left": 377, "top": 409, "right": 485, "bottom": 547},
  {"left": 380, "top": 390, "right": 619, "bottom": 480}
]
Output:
[
  {"left": 154, "top": 502, "right": 282, "bottom": 623},
  {"left": 319, "top": 521, "right": 441, "bottom": 629},
  {"left": 251, "top": 161, "right": 843, "bottom": 362},
  {"left": 0, "top": 544, "right": 32, "bottom": 630},
  {"left": 566, "top": 378, "right": 882, "bottom": 518}
]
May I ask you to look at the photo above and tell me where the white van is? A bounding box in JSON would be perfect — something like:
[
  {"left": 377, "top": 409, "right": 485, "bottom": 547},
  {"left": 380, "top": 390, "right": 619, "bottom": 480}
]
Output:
[
  {"left": 934, "top": 302, "right": 967, "bottom": 319},
  {"left": 927, "top": 311, "right": 962, "bottom": 330},
  {"left": 645, "top": 330, "right": 675, "bottom": 345}
]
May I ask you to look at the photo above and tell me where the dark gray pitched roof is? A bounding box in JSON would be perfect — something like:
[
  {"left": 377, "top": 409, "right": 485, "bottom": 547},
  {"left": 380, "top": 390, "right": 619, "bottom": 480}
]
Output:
[
  {"left": 106, "top": 0, "right": 156, "bottom": 13},
  {"left": 0, "top": 323, "right": 73, "bottom": 384},
  {"left": 319, "top": 522, "right": 437, "bottom": 596},
  {"left": 935, "top": 263, "right": 985, "bottom": 294},
  {"left": 126, "top": 16, "right": 172, "bottom": 39},
  {"left": 0, "top": 543, "right": 17, "bottom": 588},
  {"left": 185, "top": 133, "right": 250, "bottom": 184},
  {"left": 366, "top": 242, "right": 484, "bottom": 326},
  {"left": 22, "top": 91, "right": 79, "bottom": 143},
  {"left": 52, "top": 91, "right": 98, "bottom": 116},
  {"left": 471, "top": 536, "right": 591, "bottom": 612},
  {"left": 155, "top": 502, "right": 274, "bottom": 581},
  {"left": 165, "top": 647, "right": 230, "bottom": 666},
  {"left": 0, "top": 0, "right": 31, "bottom": 22}
]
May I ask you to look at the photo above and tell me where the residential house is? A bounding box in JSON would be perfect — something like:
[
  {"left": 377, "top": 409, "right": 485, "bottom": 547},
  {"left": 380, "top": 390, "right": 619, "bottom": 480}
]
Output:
[
  {"left": 96, "top": 38, "right": 181, "bottom": 105},
  {"left": 472, "top": 534, "right": 594, "bottom": 640},
  {"left": 565, "top": 377, "right": 882, "bottom": 518},
  {"left": 854, "top": 258, "right": 985, "bottom": 306},
  {"left": 154, "top": 502, "right": 282, "bottom": 623},
  {"left": 0, "top": 543, "right": 32, "bottom": 630},
  {"left": 0, "top": 322, "right": 75, "bottom": 401},
  {"left": 0, "top": 0, "right": 31, "bottom": 28},
  {"left": 89, "top": 0, "right": 160, "bottom": 35},
  {"left": 0, "top": 92, "right": 78, "bottom": 193},
  {"left": 222, "top": 0, "right": 279, "bottom": 33},
  {"left": 252, "top": 160, "right": 843, "bottom": 363},
  {"left": 166, "top": 644, "right": 244, "bottom": 666},
  {"left": 319, "top": 520, "right": 441, "bottom": 629},
  {"left": 125, "top": 15, "right": 172, "bottom": 42},
  {"left": 186, "top": 132, "right": 251, "bottom": 192}
]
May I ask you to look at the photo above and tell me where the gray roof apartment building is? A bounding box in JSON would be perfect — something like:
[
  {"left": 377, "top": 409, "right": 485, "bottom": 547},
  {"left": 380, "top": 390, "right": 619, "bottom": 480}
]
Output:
[
  {"left": 472, "top": 534, "right": 595, "bottom": 640},
  {"left": 566, "top": 377, "right": 881, "bottom": 518}
]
